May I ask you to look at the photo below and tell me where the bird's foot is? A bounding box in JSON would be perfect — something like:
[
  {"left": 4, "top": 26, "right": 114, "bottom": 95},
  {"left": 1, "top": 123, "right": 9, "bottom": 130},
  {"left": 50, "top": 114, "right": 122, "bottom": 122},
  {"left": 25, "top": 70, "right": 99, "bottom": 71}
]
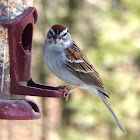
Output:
[
  {"left": 56, "top": 84, "right": 71, "bottom": 91},
  {"left": 63, "top": 91, "right": 71, "bottom": 101},
  {"left": 63, "top": 85, "right": 80, "bottom": 101}
]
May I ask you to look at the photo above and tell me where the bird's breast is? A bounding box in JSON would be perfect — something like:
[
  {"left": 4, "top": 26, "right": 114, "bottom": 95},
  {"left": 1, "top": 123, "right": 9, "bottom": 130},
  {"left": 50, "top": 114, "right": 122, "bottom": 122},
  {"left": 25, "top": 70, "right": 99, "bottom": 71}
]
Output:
[{"left": 43, "top": 47, "right": 83, "bottom": 86}]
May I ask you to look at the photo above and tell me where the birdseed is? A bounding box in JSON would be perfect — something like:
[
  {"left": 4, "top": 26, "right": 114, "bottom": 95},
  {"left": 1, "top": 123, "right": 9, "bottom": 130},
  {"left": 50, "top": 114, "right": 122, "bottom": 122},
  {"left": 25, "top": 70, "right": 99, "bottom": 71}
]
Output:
[{"left": 0, "top": 0, "right": 33, "bottom": 99}]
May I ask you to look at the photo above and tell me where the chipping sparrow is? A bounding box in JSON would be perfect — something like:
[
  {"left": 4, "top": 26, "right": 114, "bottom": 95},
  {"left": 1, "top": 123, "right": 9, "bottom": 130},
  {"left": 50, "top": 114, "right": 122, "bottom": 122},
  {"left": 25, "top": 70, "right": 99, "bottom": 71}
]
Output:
[{"left": 43, "top": 24, "right": 125, "bottom": 133}]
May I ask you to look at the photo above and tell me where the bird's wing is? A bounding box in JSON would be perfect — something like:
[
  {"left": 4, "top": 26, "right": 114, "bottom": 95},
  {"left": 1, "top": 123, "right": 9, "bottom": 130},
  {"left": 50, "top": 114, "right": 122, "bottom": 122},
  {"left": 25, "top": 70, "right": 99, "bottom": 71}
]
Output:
[{"left": 64, "top": 42, "right": 110, "bottom": 98}]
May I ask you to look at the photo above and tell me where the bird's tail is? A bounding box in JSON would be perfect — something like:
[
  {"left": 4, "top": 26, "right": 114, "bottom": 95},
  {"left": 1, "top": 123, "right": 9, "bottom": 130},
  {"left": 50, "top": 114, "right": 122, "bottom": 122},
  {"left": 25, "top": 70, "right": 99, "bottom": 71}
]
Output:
[{"left": 89, "top": 87, "right": 125, "bottom": 134}]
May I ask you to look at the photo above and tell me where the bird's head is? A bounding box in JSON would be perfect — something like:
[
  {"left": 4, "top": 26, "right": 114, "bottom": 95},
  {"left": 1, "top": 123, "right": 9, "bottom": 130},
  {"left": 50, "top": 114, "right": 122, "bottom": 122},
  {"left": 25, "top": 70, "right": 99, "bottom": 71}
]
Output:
[{"left": 47, "top": 24, "right": 72, "bottom": 47}]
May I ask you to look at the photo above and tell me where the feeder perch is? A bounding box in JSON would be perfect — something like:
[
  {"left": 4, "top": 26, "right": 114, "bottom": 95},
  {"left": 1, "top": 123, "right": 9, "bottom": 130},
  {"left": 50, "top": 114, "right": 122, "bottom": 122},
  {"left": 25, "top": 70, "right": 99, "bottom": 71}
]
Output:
[{"left": 0, "top": 7, "right": 65, "bottom": 120}]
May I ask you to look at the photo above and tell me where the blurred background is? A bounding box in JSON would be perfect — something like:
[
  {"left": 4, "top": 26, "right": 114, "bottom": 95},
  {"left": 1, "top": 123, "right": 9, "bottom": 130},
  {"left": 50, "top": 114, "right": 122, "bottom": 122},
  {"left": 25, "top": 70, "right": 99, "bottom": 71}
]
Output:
[{"left": 0, "top": 0, "right": 140, "bottom": 140}]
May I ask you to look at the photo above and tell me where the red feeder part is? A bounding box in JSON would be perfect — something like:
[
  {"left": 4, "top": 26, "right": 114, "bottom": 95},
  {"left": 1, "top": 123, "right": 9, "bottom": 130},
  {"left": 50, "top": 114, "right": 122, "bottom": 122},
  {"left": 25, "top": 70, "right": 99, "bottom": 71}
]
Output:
[
  {"left": 0, "top": 7, "right": 65, "bottom": 120},
  {"left": 0, "top": 99, "right": 41, "bottom": 120}
]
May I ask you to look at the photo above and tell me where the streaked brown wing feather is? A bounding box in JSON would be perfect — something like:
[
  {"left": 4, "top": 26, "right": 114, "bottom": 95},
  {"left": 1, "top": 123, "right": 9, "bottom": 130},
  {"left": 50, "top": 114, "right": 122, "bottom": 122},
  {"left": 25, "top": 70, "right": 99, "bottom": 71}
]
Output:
[{"left": 64, "top": 42, "right": 110, "bottom": 98}]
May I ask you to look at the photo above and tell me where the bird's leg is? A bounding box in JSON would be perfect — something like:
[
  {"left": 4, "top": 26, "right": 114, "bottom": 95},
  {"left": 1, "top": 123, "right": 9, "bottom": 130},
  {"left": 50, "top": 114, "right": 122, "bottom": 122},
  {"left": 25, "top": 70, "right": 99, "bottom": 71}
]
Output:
[
  {"left": 56, "top": 84, "right": 71, "bottom": 91},
  {"left": 63, "top": 85, "right": 80, "bottom": 101}
]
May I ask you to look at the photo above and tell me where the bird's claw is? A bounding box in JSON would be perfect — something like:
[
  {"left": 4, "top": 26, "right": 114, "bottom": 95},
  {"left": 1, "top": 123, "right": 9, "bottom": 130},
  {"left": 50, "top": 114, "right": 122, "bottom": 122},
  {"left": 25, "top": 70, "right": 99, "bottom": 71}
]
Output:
[
  {"left": 56, "top": 84, "right": 71, "bottom": 91},
  {"left": 56, "top": 86, "right": 70, "bottom": 101},
  {"left": 63, "top": 91, "right": 71, "bottom": 101},
  {"left": 56, "top": 86, "right": 67, "bottom": 91}
]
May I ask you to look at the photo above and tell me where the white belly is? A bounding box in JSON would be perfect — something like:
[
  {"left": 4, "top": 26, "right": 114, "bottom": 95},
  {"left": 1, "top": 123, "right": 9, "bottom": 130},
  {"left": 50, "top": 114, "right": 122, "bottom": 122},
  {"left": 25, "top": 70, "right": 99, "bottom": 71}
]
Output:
[{"left": 43, "top": 47, "right": 83, "bottom": 86}]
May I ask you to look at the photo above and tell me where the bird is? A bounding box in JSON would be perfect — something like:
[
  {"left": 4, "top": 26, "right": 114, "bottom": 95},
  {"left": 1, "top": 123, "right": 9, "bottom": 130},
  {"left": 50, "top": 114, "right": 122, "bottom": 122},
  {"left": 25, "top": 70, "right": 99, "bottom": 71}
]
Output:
[{"left": 43, "top": 24, "right": 125, "bottom": 133}]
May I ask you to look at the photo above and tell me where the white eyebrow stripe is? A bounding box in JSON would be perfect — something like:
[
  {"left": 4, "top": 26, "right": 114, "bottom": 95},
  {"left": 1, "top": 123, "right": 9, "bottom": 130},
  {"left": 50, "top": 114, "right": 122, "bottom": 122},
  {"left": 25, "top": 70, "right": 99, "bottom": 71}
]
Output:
[
  {"left": 50, "top": 28, "right": 55, "bottom": 35},
  {"left": 59, "top": 28, "right": 68, "bottom": 36}
]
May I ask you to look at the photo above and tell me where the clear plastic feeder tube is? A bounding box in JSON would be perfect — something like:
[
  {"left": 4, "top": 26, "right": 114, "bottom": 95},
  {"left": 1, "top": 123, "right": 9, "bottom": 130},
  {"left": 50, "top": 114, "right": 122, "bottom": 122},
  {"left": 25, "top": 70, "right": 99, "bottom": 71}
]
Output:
[
  {"left": 0, "top": 27, "right": 10, "bottom": 99},
  {"left": 0, "top": 0, "right": 33, "bottom": 99}
]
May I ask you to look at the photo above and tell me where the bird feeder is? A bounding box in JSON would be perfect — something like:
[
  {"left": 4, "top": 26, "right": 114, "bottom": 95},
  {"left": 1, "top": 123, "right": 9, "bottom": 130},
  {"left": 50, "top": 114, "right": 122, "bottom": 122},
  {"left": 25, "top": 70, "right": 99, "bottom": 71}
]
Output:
[{"left": 0, "top": 7, "right": 65, "bottom": 120}]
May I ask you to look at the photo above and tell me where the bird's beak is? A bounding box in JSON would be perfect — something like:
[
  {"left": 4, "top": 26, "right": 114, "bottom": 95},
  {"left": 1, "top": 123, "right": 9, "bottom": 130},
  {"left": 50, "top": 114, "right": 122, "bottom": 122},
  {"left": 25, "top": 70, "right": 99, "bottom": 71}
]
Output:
[
  {"left": 53, "top": 38, "right": 61, "bottom": 44},
  {"left": 53, "top": 33, "right": 61, "bottom": 44}
]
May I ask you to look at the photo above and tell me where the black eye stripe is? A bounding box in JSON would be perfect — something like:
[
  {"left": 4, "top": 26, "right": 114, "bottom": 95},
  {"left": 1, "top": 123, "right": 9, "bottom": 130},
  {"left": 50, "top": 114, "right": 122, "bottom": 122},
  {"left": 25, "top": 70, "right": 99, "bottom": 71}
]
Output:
[
  {"left": 63, "top": 30, "right": 68, "bottom": 36},
  {"left": 63, "top": 33, "right": 67, "bottom": 36},
  {"left": 50, "top": 29, "right": 68, "bottom": 38},
  {"left": 50, "top": 31, "right": 53, "bottom": 35}
]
